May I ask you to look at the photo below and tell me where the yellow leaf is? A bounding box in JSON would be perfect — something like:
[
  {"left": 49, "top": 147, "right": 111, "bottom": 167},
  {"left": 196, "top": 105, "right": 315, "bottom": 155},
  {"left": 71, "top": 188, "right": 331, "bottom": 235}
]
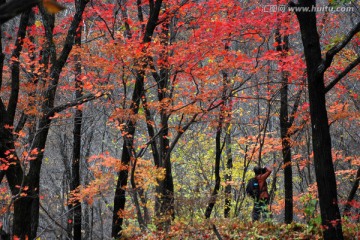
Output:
[
  {"left": 42, "top": 0, "right": 66, "bottom": 14},
  {"left": 35, "top": 20, "right": 42, "bottom": 27}
]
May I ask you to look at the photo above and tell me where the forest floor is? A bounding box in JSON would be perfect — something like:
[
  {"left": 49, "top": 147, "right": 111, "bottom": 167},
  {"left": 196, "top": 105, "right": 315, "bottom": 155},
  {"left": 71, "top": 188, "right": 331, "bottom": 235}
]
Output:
[{"left": 125, "top": 219, "right": 360, "bottom": 239}]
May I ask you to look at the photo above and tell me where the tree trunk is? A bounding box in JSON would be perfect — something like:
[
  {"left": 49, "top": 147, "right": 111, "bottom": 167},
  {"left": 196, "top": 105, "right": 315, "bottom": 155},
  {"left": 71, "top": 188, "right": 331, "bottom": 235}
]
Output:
[
  {"left": 111, "top": 2, "right": 164, "bottom": 236},
  {"left": 0, "top": 0, "right": 5, "bottom": 90},
  {"left": 0, "top": 0, "right": 39, "bottom": 24},
  {"left": 205, "top": 98, "right": 226, "bottom": 218},
  {"left": 276, "top": 27, "right": 293, "bottom": 223},
  {"left": 9, "top": 1, "right": 88, "bottom": 238},
  {"left": 223, "top": 65, "right": 232, "bottom": 218},
  {"left": 153, "top": 20, "right": 175, "bottom": 230},
  {"left": 204, "top": 118, "right": 222, "bottom": 219},
  {"left": 294, "top": 1, "right": 343, "bottom": 238},
  {"left": 224, "top": 123, "right": 232, "bottom": 218},
  {"left": 71, "top": 7, "right": 83, "bottom": 238}
]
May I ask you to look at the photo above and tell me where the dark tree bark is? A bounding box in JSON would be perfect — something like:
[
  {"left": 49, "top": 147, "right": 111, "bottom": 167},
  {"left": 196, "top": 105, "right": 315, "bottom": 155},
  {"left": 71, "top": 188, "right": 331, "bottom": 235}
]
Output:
[
  {"left": 222, "top": 64, "right": 233, "bottom": 218},
  {"left": 0, "top": 0, "right": 5, "bottom": 90},
  {"left": 0, "top": 1, "right": 89, "bottom": 238},
  {"left": 151, "top": 20, "right": 175, "bottom": 230},
  {"left": 112, "top": 71, "right": 144, "bottom": 237},
  {"left": 224, "top": 122, "right": 232, "bottom": 218},
  {"left": 205, "top": 77, "right": 228, "bottom": 218},
  {"left": 204, "top": 112, "right": 222, "bottom": 219},
  {"left": 276, "top": 27, "right": 293, "bottom": 223},
  {"left": 290, "top": 0, "right": 360, "bottom": 238},
  {"left": 0, "top": 0, "right": 40, "bottom": 24},
  {"left": 111, "top": 1, "right": 163, "bottom": 237},
  {"left": 4, "top": 9, "right": 34, "bottom": 240},
  {"left": 297, "top": 10, "right": 343, "bottom": 240},
  {"left": 70, "top": 4, "right": 83, "bottom": 238}
]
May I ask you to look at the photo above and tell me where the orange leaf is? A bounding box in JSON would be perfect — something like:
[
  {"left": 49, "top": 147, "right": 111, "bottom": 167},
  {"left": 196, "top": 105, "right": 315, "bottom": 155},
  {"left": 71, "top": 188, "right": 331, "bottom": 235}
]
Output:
[{"left": 43, "top": 0, "right": 66, "bottom": 14}]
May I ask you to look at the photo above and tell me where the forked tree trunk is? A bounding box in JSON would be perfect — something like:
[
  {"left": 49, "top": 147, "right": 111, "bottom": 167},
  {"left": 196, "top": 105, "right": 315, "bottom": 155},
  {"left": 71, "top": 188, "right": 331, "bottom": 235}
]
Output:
[
  {"left": 8, "top": 1, "right": 88, "bottom": 238},
  {"left": 111, "top": 2, "right": 163, "bottom": 237}
]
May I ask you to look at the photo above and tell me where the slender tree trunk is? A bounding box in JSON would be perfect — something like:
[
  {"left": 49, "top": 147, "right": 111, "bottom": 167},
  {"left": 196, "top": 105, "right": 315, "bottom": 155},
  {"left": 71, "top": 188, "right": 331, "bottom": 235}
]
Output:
[
  {"left": 155, "top": 107, "right": 174, "bottom": 230},
  {"left": 9, "top": 9, "right": 35, "bottom": 240},
  {"left": 276, "top": 27, "right": 293, "bottom": 223},
  {"left": 205, "top": 82, "right": 227, "bottom": 218},
  {"left": 71, "top": 8, "right": 83, "bottom": 238},
  {"left": 0, "top": 0, "right": 5, "bottom": 91},
  {"left": 224, "top": 122, "right": 232, "bottom": 218},
  {"left": 152, "top": 20, "right": 175, "bottom": 230},
  {"left": 112, "top": 108, "right": 138, "bottom": 237},
  {"left": 222, "top": 63, "right": 233, "bottom": 218},
  {"left": 204, "top": 116, "right": 222, "bottom": 219}
]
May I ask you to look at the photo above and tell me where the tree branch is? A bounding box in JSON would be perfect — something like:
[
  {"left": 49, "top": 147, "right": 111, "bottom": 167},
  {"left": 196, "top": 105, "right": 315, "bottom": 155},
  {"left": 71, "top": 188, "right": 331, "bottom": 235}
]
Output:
[
  {"left": 325, "top": 55, "right": 360, "bottom": 93},
  {"left": 289, "top": 89, "right": 303, "bottom": 126},
  {"left": 45, "top": 93, "right": 104, "bottom": 119},
  {"left": 164, "top": 113, "right": 198, "bottom": 161},
  {"left": 0, "top": 170, "right": 5, "bottom": 184},
  {"left": 317, "top": 21, "right": 360, "bottom": 75},
  {"left": 46, "top": 0, "right": 88, "bottom": 103},
  {"left": 212, "top": 224, "right": 223, "bottom": 240},
  {"left": 0, "top": 0, "right": 39, "bottom": 24},
  {"left": 14, "top": 112, "right": 28, "bottom": 135},
  {"left": 7, "top": 10, "right": 31, "bottom": 125},
  {"left": 0, "top": 97, "right": 7, "bottom": 123},
  {"left": 343, "top": 167, "right": 360, "bottom": 216}
]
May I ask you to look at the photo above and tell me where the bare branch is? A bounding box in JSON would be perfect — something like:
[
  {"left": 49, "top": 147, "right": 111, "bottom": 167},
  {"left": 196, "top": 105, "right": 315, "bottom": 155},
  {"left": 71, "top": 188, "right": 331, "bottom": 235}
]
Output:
[
  {"left": 7, "top": 10, "right": 31, "bottom": 125},
  {"left": 14, "top": 112, "right": 27, "bottom": 135},
  {"left": 317, "top": 21, "right": 360, "bottom": 75},
  {"left": 325, "top": 55, "right": 360, "bottom": 93},
  {"left": 0, "top": 97, "right": 7, "bottom": 123},
  {"left": 0, "top": 0, "right": 39, "bottom": 24},
  {"left": 45, "top": 93, "right": 104, "bottom": 119},
  {"left": 289, "top": 89, "right": 303, "bottom": 126}
]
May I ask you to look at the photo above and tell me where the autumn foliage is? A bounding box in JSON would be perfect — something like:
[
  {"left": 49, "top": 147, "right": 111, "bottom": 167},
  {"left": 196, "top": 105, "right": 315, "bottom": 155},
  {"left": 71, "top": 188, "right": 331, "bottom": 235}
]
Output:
[{"left": 0, "top": 0, "right": 359, "bottom": 239}]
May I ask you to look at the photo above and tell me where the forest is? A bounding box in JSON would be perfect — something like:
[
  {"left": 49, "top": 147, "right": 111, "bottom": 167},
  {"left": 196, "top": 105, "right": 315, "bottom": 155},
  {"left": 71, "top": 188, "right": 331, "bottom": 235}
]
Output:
[{"left": 0, "top": 0, "right": 359, "bottom": 239}]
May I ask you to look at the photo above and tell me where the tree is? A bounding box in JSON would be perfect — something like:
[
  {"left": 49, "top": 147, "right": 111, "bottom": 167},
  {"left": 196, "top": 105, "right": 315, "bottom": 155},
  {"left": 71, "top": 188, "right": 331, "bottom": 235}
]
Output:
[
  {"left": 0, "top": 1, "right": 91, "bottom": 238},
  {"left": 290, "top": 0, "right": 360, "bottom": 238},
  {"left": 275, "top": 16, "right": 303, "bottom": 223},
  {"left": 111, "top": 1, "right": 164, "bottom": 237},
  {"left": 69, "top": 3, "right": 83, "bottom": 238}
]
